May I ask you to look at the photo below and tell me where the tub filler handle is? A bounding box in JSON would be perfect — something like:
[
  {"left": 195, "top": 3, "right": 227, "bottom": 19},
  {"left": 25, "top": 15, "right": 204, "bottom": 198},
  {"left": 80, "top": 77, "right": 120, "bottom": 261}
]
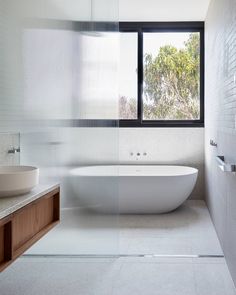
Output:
[{"left": 216, "top": 156, "right": 236, "bottom": 172}]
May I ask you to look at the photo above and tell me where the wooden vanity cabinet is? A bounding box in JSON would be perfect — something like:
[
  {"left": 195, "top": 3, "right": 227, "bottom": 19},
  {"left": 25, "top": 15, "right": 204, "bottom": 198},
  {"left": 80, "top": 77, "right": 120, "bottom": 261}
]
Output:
[{"left": 0, "top": 188, "right": 59, "bottom": 272}]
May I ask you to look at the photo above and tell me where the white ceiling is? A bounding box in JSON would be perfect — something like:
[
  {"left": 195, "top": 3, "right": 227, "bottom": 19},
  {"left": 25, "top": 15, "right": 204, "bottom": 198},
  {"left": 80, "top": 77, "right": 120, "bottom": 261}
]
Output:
[{"left": 119, "top": 0, "right": 211, "bottom": 21}]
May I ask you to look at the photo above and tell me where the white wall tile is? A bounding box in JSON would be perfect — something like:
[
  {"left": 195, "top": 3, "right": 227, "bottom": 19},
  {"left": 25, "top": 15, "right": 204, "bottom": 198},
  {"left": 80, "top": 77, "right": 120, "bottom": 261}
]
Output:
[
  {"left": 205, "top": 0, "right": 236, "bottom": 285},
  {"left": 119, "top": 128, "right": 205, "bottom": 200},
  {"left": 0, "top": 133, "right": 20, "bottom": 165}
]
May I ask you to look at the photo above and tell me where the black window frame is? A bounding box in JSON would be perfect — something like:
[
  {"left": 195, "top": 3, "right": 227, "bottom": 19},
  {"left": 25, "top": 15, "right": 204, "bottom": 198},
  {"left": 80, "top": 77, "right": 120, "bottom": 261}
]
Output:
[{"left": 119, "top": 22, "right": 205, "bottom": 128}]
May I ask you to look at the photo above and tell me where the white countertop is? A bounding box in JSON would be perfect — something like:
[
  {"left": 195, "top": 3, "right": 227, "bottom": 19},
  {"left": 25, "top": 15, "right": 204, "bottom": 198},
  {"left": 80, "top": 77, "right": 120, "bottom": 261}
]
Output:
[{"left": 0, "top": 183, "right": 60, "bottom": 220}]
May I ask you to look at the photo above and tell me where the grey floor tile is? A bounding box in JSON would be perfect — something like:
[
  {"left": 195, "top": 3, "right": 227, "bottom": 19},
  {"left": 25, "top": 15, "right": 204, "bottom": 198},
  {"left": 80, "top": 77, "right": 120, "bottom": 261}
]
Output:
[
  {"left": 0, "top": 257, "right": 235, "bottom": 295},
  {"left": 193, "top": 258, "right": 236, "bottom": 295},
  {"left": 0, "top": 258, "right": 121, "bottom": 295},
  {"left": 27, "top": 200, "right": 223, "bottom": 256},
  {"left": 1, "top": 201, "right": 233, "bottom": 295}
]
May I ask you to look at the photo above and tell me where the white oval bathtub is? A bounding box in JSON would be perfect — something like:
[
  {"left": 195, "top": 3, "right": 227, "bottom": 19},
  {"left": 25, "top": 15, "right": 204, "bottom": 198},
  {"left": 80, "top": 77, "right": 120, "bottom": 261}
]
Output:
[{"left": 70, "top": 165, "right": 198, "bottom": 214}]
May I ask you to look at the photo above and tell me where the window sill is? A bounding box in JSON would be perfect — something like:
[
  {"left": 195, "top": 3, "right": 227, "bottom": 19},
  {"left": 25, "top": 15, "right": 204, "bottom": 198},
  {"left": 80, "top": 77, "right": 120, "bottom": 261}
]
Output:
[{"left": 119, "top": 120, "right": 204, "bottom": 128}]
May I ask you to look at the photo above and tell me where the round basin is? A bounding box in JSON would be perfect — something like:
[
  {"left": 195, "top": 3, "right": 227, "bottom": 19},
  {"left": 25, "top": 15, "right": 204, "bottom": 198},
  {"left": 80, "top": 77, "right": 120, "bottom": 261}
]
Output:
[{"left": 0, "top": 166, "right": 39, "bottom": 198}]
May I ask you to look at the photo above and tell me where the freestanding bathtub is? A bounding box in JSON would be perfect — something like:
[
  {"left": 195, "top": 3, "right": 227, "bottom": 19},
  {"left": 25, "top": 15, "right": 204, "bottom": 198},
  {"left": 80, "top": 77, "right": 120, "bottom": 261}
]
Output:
[{"left": 70, "top": 165, "right": 198, "bottom": 214}]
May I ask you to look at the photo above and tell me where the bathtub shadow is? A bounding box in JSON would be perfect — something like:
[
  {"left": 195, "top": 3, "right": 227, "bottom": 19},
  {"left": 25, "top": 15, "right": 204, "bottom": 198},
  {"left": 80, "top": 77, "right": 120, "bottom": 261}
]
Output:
[{"left": 60, "top": 201, "right": 204, "bottom": 232}]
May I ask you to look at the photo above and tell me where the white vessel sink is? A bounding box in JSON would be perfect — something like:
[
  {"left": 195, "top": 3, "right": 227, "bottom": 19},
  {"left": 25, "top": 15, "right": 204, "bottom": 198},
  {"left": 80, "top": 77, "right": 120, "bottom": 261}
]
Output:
[{"left": 0, "top": 166, "right": 39, "bottom": 198}]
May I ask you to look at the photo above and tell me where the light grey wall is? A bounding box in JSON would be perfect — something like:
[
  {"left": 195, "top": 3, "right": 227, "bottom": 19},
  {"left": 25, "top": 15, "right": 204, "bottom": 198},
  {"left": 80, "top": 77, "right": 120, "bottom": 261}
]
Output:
[
  {"left": 205, "top": 0, "right": 236, "bottom": 284},
  {"left": 21, "top": 127, "right": 204, "bottom": 200},
  {"left": 0, "top": 133, "right": 20, "bottom": 165},
  {"left": 119, "top": 128, "right": 205, "bottom": 200}
]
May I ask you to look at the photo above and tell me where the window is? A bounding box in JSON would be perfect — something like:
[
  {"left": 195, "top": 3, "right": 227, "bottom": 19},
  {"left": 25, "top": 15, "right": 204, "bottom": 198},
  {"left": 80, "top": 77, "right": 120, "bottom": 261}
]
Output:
[
  {"left": 119, "top": 32, "right": 138, "bottom": 119},
  {"left": 119, "top": 22, "right": 204, "bottom": 127}
]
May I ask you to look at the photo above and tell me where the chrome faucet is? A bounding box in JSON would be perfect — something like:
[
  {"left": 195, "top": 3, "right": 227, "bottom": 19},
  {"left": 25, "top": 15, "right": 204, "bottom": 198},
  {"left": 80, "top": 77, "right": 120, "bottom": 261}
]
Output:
[
  {"left": 210, "top": 140, "right": 217, "bottom": 147},
  {"left": 8, "top": 147, "right": 20, "bottom": 154},
  {"left": 130, "top": 152, "right": 148, "bottom": 157}
]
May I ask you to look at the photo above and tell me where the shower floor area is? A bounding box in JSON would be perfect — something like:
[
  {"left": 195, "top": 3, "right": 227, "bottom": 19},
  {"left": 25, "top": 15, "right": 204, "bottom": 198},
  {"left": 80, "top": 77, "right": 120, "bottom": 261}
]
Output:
[{"left": 26, "top": 200, "right": 223, "bottom": 256}]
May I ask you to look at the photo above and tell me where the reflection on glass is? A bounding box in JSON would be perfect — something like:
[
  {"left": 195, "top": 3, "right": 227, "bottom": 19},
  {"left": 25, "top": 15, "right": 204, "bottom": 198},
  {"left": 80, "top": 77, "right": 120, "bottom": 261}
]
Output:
[
  {"left": 77, "top": 31, "right": 119, "bottom": 119},
  {"left": 119, "top": 32, "right": 138, "bottom": 119},
  {"left": 1, "top": 16, "right": 120, "bottom": 255},
  {"left": 143, "top": 32, "right": 200, "bottom": 120},
  {"left": 21, "top": 26, "right": 120, "bottom": 256},
  {"left": 23, "top": 29, "right": 119, "bottom": 121}
]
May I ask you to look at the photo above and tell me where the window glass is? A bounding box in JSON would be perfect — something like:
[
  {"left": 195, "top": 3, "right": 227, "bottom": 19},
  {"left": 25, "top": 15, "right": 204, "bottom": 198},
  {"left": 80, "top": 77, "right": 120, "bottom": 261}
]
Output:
[
  {"left": 119, "top": 32, "right": 138, "bottom": 119},
  {"left": 143, "top": 32, "right": 200, "bottom": 120}
]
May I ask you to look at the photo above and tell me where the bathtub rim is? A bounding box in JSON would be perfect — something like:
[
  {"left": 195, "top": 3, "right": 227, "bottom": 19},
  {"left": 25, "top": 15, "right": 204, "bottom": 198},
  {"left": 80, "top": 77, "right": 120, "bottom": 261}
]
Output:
[{"left": 69, "top": 165, "right": 198, "bottom": 178}]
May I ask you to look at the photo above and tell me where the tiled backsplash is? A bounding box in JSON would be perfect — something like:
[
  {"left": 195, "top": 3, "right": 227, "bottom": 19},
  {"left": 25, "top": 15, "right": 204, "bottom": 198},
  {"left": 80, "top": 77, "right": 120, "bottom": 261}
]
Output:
[
  {"left": 0, "top": 133, "right": 20, "bottom": 165},
  {"left": 205, "top": 0, "right": 236, "bottom": 285}
]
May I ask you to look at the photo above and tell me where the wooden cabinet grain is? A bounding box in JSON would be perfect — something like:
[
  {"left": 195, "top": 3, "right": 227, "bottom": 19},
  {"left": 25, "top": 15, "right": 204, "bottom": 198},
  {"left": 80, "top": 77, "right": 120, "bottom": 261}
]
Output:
[{"left": 0, "top": 188, "right": 59, "bottom": 272}]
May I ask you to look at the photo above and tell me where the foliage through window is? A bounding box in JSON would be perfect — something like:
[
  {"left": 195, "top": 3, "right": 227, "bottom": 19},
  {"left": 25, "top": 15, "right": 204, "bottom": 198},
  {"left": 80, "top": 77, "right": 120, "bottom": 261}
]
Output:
[{"left": 119, "top": 22, "right": 204, "bottom": 127}]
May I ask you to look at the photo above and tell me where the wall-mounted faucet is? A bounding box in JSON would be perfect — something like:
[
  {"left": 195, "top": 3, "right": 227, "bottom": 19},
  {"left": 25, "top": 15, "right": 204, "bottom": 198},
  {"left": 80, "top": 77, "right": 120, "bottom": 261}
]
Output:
[
  {"left": 210, "top": 140, "right": 217, "bottom": 147},
  {"left": 8, "top": 147, "right": 20, "bottom": 154},
  {"left": 130, "top": 152, "right": 148, "bottom": 159}
]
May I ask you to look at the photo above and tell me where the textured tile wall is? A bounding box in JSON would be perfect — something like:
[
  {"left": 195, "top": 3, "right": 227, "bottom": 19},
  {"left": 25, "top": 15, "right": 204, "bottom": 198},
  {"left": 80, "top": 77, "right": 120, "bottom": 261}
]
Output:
[
  {"left": 0, "top": 133, "right": 20, "bottom": 165},
  {"left": 119, "top": 128, "right": 205, "bottom": 200},
  {"left": 20, "top": 127, "right": 205, "bottom": 200},
  {"left": 205, "top": 0, "right": 236, "bottom": 284}
]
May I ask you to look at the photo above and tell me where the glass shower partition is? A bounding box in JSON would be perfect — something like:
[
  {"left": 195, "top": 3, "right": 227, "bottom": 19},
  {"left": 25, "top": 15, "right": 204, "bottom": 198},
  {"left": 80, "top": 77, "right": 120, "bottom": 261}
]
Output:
[{"left": 0, "top": 0, "right": 120, "bottom": 256}]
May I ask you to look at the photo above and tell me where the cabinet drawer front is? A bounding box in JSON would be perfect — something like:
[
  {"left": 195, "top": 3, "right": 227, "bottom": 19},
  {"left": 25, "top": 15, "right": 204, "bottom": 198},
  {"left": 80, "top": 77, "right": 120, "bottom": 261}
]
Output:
[
  {"left": 12, "top": 204, "right": 36, "bottom": 251},
  {"left": 12, "top": 197, "right": 54, "bottom": 252},
  {"left": 0, "top": 188, "right": 59, "bottom": 272}
]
